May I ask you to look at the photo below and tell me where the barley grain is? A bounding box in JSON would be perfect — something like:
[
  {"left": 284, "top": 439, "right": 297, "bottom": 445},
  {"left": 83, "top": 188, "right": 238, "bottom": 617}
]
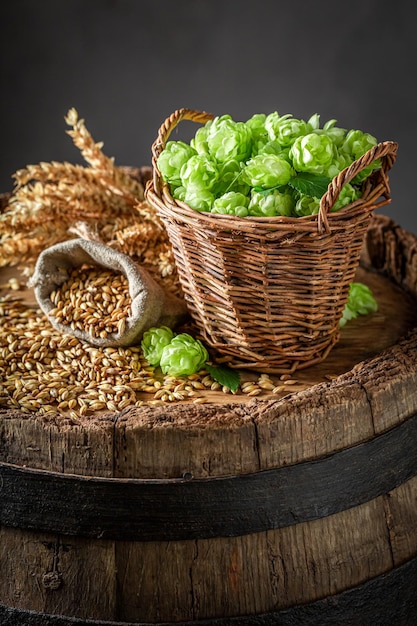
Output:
[
  {"left": 191, "top": 381, "right": 205, "bottom": 390},
  {"left": 258, "top": 380, "right": 275, "bottom": 390},
  {"left": 257, "top": 375, "right": 275, "bottom": 390},
  {"left": 117, "top": 398, "right": 132, "bottom": 410},
  {"left": 48, "top": 267, "right": 132, "bottom": 339}
]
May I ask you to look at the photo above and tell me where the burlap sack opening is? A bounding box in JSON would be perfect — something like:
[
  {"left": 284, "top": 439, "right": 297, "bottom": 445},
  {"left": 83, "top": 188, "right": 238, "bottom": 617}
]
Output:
[{"left": 29, "top": 238, "right": 188, "bottom": 347}]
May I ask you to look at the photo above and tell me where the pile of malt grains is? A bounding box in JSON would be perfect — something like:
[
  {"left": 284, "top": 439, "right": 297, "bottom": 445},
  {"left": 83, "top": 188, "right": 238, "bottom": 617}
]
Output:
[
  {"left": 49, "top": 266, "right": 131, "bottom": 340},
  {"left": 0, "top": 297, "right": 212, "bottom": 417}
]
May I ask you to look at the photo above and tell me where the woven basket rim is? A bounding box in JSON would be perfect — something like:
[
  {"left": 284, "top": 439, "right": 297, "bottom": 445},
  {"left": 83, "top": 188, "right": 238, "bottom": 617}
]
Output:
[
  {"left": 146, "top": 177, "right": 392, "bottom": 238},
  {"left": 153, "top": 182, "right": 379, "bottom": 228}
]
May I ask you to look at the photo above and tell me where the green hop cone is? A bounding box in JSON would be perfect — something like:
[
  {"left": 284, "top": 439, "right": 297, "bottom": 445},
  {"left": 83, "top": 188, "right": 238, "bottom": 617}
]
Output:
[
  {"left": 257, "top": 140, "right": 291, "bottom": 162},
  {"left": 245, "top": 113, "right": 267, "bottom": 138},
  {"left": 325, "top": 152, "right": 352, "bottom": 179},
  {"left": 248, "top": 189, "right": 294, "bottom": 217},
  {"left": 190, "top": 121, "right": 212, "bottom": 155},
  {"left": 180, "top": 154, "right": 219, "bottom": 192},
  {"left": 307, "top": 113, "right": 320, "bottom": 130},
  {"left": 315, "top": 118, "right": 347, "bottom": 147},
  {"left": 341, "top": 129, "right": 378, "bottom": 160},
  {"left": 157, "top": 141, "right": 197, "bottom": 187},
  {"left": 184, "top": 188, "right": 214, "bottom": 212},
  {"left": 289, "top": 133, "right": 335, "bottom": 174},
  {"left": 341, "top": 129, "right": 379, "bottom": 182},
  {"left": 340, "top": 283, "right": 378, "bottom": 327},
  {"left": 332, "top": 183, "right": 362, "bottom": 212},
  {"left": 212, "top": 159, "right": 249, "bottom": 196},
  {"left": 211, "top": 191, "right": 249, "bottom": 217},
  {"left": 160, "top": 333, "right": 209, "bottom": 376},
  {"left": 207, "top": 115, "right": 253, "bottom": 163},
  {"left": 172, "top": 185, "right": 186, "bottom": 202},
  {"left": 141, "top": 326, "right": 175, "bottom": 366},
  {"left": 265, "top": 112, "right": 310, "bottom": 147},
  {"left": 294, "top": 195, "right": 320, "bottom": 216},
  {"left": 243, "top": 154, "right": 294, "bottom": 189},
  {"left": 245, "top": 113, "right": 269, "bottom": 152}
]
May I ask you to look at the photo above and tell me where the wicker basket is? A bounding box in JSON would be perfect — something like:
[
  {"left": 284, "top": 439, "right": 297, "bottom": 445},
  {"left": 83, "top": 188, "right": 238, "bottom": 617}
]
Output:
[{"left": 145, "top": 108, "right": 398, "bottom": 373}]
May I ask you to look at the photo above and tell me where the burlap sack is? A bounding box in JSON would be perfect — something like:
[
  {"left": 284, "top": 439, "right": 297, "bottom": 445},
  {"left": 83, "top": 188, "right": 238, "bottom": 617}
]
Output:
[{"left": 29, "top": 238, "right": 188, "bottom": 347}]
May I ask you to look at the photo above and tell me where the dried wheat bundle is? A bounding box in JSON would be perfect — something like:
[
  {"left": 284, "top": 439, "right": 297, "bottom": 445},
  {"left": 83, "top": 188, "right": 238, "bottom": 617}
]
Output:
[
  {"left": 0, "top": 108, "right": 178, "bottom": 291},
  {"left": 64, "top": 108, "right": 144, "bottom": 202}
]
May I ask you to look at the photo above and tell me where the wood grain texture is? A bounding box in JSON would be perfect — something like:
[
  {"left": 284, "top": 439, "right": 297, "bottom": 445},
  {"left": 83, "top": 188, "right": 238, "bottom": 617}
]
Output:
[
  {"left": 0, "top": 527, "right": 116, "bottom": 620},
  {"left": 2, "top": 412, "right": 417, "bottom": 543},
  {"left": 1, "top": 556, "right": 417, "bottom": 624}
]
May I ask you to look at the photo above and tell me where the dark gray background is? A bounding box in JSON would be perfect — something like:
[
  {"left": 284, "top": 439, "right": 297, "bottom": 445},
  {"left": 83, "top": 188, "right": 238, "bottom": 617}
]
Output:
[{"left": 1, "top": 0, "right": 416, "bottom": 232}]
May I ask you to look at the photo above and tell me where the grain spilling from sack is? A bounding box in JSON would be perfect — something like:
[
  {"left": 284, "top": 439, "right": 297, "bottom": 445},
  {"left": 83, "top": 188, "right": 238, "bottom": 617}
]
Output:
[
  {"left": 48, "top": 266, "right": 131, "bottom": 340},
  {"left": 1, "top": 298, "right": 283, "bottom": 418}
]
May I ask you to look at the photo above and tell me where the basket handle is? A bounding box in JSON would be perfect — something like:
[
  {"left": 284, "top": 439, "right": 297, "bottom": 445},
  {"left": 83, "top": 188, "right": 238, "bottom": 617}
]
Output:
[
  {"left": 151, "top": 108, "right": 215, "bottom": 195},
  {"left": 318, "top": 140, "right": 398, "bottom": 233}
]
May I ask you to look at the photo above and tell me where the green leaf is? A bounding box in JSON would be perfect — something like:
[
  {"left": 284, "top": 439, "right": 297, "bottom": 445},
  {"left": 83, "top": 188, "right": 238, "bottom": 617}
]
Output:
[
  {"left": 205, "top": 363, "right": 241, "bottom": 393},
  {"left": 252, "top": 184, "right": 282, "bottom": 196},
  {"left": 288, "top": 172, "right": 331, "bottom": 198}
]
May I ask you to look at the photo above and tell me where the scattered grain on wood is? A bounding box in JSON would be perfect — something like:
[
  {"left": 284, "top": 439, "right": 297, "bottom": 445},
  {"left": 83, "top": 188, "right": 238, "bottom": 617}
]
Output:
[{"left": 0, "top": 296, "right": 300, "bottom": 417}]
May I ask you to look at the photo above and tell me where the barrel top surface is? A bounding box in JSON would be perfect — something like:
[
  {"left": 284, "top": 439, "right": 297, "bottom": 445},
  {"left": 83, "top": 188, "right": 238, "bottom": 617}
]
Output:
[{"left": 1, "top": 260, "right": 416, "bottom": 413}]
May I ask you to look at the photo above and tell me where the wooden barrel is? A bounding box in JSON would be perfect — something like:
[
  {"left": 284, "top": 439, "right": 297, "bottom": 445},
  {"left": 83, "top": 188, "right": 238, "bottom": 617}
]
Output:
[{"left": 1, "top": 213, "right": 417, "bottom": 625}]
